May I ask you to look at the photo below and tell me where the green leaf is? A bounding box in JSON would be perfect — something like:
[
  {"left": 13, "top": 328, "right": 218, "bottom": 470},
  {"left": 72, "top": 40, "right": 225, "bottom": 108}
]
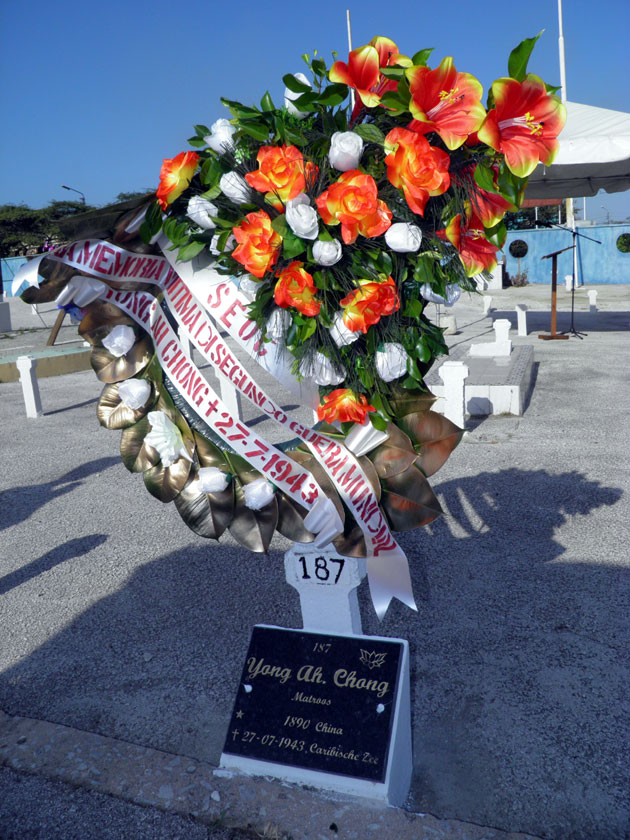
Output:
[
  {"left": 221, "top": 98, "right": 261, "bottom": 119},
  {"left": 299, "top": 318, "right": 317, "bottom": 342},
  {"left": 237, "top": 120, "right": 270, "bottom": 142},
  {"left": 380, "top": 66, "right": 405, "bottom": 80},
  {"left": 317, "top": 84, "right": 348, "bottom": 107},
  {"left": 507, "top": 31, "right": 543, "bottom": 82},
  {"left": 260, "top": 91, "right": 275, "bottom": 112},
  {"left": 411, "top": 48, "right": 434, "bottom": 66},
  {"left": 178, "top": 241, "right": 206, "bottom": 261},
  {"left": 311, "top": 58, "right": 327, "bottom": 77},
  {"left": 473, "top": 163, "right": 496, "bottom": 193},
  {"left": 187, "top": 136, "right": 207, "bottom": 148},
  {"left": 200, "top": 185, "right": 221, "bottom": 201},
  {"left": 416, "top": 338, "right": 432, "bottom": 363},
  {"left": 370, "top": 413, "right": 388, "bottom": 431},
  {"left": 379, "top": 91, "right": 409, "bottom": 113},
  {"left": 293, "top": 91, "right": 320, "bottom": 109},
  {"left": 353, "top": 123, "right": 385, "bottom": 145},
  {"left": 282, "top": 231, "right": 306, "bottom": 259},
  {"left": 200, "top": 158, "right": 223, "bottom": 187},
  {"left": 403, "top": 298, "right": 423, "bottom": 318},
  {"left": 193, "top": 124, "right": 210, "bottom": 137},
  {"left": 484, "top": 221, "right": 507, "bottom": 248},
  {"left": 282, "top": 73, "right": 312, "bottom": 93},
  {"left": 545, "top": 82, "right": 561, "bottom": 95},
  {"left": 271, "top": 216, "right": 289, "bottom": 237}
]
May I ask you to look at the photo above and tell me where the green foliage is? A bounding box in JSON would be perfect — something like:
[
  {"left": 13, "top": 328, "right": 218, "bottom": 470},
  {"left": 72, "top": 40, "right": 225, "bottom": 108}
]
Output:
[{"left": 508, "top": 31, "right": 543, "bottom": 81}]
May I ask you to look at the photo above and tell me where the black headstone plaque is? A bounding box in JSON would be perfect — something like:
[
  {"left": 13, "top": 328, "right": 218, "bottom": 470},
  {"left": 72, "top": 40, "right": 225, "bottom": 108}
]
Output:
[{"left": 222, "top": 625, "right": 404, "bottom": 782}]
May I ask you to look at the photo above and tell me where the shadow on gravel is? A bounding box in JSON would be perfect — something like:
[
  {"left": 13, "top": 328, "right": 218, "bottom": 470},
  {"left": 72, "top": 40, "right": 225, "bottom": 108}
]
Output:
[
  {"left": 0, "top": 535, "right": 108, "bottom": 595},
  {"left": 44, "top": 397, "right": 99, "bottom": 416},
  {"left": 0, "top": 468, "right": 626, "bottom": 839},
  {"left": 0, "top": 457, "right": 120, "bottom": 531}
]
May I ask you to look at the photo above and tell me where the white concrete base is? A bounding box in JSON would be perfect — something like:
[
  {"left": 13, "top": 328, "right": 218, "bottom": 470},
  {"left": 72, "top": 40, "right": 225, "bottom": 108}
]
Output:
[
  {"left": 0, "top": 300, "right": 12, "bottom": 332},
  {"left": 427, "top": 345, "right": 535, "bottom": 417},
  {"left": 221, "top": 627, "right": 412, "bottom": 807},
  {"left": 469, "top": 319, "right": 512, "bottom": 357}
]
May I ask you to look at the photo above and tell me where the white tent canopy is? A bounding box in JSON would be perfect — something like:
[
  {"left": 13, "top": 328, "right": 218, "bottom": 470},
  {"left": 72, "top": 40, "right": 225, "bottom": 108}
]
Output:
[{"left": 525, "top": 100, "right": 630, "bottom": 199}]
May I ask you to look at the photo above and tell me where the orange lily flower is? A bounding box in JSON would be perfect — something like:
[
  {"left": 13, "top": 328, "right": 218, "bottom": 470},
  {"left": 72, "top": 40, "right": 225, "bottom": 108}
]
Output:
[
  {"left": 437, "top": 212, "right": 498, "bottom": 277},
  {"left": 317, "top": 388, "right": 376, "bottom": 424},
  {"left": 329, "top": 36, "right": 410, "bottom": 109},
  {"left": 232, "top": 210, "right": 282, "bottom": 278},
  {"left": 274, "top": 262, "right": 321, "bottom": 317},
  {"left": 406, "top": 57, "right": 486, "bottom": 150},
  {"left": 156, "top": 151, "right": 199, "bottom": 210},
  {"left": 384, "top": 127, "right": 451, "bottom": 216},
  {"left": 477, "top": 75, "right": 566, "bottom": 178},
  {"left": 315, "top": 170, "right": 392, "bottom": 245},
  {"left": 340, "top": 276, "right": 400, "bottom": 333},
  {"left": 245, "top": 145, "right": 318, "bottom": 211}
]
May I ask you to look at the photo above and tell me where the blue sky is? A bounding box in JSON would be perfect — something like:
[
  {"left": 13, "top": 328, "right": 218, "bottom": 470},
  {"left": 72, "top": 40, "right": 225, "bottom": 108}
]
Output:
[{"left": 1, "top": 0, "right": 628, "bottom": 222}]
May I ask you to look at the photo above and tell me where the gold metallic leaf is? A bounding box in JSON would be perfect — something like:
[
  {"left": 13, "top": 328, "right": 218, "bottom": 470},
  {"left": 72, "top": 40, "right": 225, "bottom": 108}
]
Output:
[
  {"left": 174, "top": 474, "right": 235, "bottom": 539},
  {"left": 90, "top": 335, "right": 153, "bottom": 383},
  {"left": 228, "top": 481, "right": 278, "bottom": 553},
  {"left": 358, "top": 455, "right": 381, "bottom": 502},
  {"left": 120, "top": 416, "right": 160, "bottom": 473},
  {"left": 366, "top": 424, "right": 418, "bottom": 480},
  {"left": 332, "top": 522, "right": 366, "bottom": 558},
  {"left": 143, "top": 455, "right": 193, "bottom": 503},
  {"left": 380, "top": 464, "right": 443, "bottom": 531},
  {"left": 79, "top": 300, "right": 136, "bottom": 346},
  {"left": 193, "top": 431, "right": 231, "bottom": 471},
  {"left": 398, "top": 410, "right": 464, "bottom": 477},
  {"left": 96, "top": 381, "right": 154, "bottom": 430},
  {"left": 19, "top": 262, "right": 77, "bottom": 304},
  {"left": 286, "top": 450, "right": 345, "bottom": 525},
  {"left": 276, "top": 493, "right": 315, "bottom": 543},
  {"left": 386, "top": 387, "right": 438, "bottom": 418}
]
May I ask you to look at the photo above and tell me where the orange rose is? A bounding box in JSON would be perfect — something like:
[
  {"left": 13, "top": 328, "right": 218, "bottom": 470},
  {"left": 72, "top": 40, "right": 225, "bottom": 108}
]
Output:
[
  {"left": 232, "top": 210, "right": 282, "bottom": 278},
  {"left": 384, "top": 128, "right": 450, "bottom": 216},
  {"left": 317, "top": 389, "right": 376, "bottom": 424},
  {"left": 245, "top": 145, "right": 318, "bottom": 210},
  {"left": 274, "top": 261, "right": 321, "bottom": 317},
  {"left": 340, "top": 276, "right": 400, "bottom": 333},
  {"left": 156, "top": 151, "right": 199, "bottom": 210},
  {"left": 315, "top": 170, "right": 392, "bottom": 245}
]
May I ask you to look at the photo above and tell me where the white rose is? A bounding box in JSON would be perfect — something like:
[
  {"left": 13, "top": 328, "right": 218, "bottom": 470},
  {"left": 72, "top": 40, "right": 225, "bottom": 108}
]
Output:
[
  {"left": 385, "top": 222, "right": 422, "bottom": 253},
  {"left": 238, "top": 276, "right": 260, "bottom": 301},
  {"left": 219, "top": 172, "right": 251, "bottom": 204},
  {"left": 186, "top": 196, "right": 218, "bottom": 230},
  {"left": 285, "top": 194, "right": 319, "bottom": 240},
  {"left": 375, "top": 343, "right": 409, "bottom": 382},
  {"left": 117, "top": 379, "right": 151, "bottom": 410},
  {"left": 329, "top": 311, "right": 360, "bottom": 347},
  {"left": 243, "top": 478, "right": 275, "bottom": 510},
  {"left": 312, "top": 238, "right": 342, "bottom": 267},
  {"left": 266, "top": 308, "right": 292, "bottom": 340},
  {"left": 197, "top": 467, "right": 230, "bottom": 493},
  {"left": 420, "top": 282, "right": 462, "bottom": 307},
  {"left": 299, "top": 351, "right": 345, "bottom": 386},
  {"left": 210, "top": 232, "right": 235, "bottom": 255},
  {"left": 102, "top": 324, "right": 135, "bottom": 357},
  {"left": 144, "top": 411, "right": 192, "bottom": 468},
  {"left": 204, "top": 118, "right": 236, "bottom": 154},
  {"left": 284, "top": 72, "right": 312, "bottom": 118},
  {"left": 329, "top": 131, "right": 364, "bottom": 172}
]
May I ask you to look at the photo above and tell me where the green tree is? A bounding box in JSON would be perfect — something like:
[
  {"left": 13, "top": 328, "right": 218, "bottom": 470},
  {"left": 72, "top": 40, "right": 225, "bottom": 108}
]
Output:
[{"left": 0, "top": 199, "right": 95, "bottom": 257}]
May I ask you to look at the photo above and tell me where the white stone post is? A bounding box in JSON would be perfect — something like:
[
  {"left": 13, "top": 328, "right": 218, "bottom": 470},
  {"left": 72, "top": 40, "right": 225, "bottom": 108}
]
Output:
[
  {"left": 16, "top": 355, "right": 43, "bottom": 418},
  {"left": 438, "top": 360, "right": 468, "bottom": 428},
  {"left": 588, "top": 290, "right": 598, "bottom": 313},
  {"left": 515, "top": 304, "right": 528, "bottom": 336},
  {"left": 493, "top": 319, "right": 513, "bottom": 355},
  {"left": 565, "top": 274, "right": 575, "bottom": 291},
  {"left": 442, "top": 314, "right": 458, "bottom": 335},
  {"left": 0, "top": 299, "right": 11, "bottom": 332},
  {"left": 482, "top": 296, "right": 493, "bottom": 316},
  {"left": 284, "top": 543, "right": 366, "bottom": 635}
]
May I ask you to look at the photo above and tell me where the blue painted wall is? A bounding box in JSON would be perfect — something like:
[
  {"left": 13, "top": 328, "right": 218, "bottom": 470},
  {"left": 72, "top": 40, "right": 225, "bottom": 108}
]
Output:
[
  {"left": 1, "top": 257, "right": 29, "bottom": 296},
  {"left": 503, "top": 224, "right": 630, "bottom": 284}
]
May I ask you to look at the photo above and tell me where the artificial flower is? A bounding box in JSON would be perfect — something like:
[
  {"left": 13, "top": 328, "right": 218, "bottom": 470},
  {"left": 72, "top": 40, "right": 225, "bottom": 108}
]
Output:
[
  {"left": 384, "top": 128, "right": 450, "bottom": 216},
  {"left": 329, "top": 131, "right": 364, "bottom": 171},
  {"left": 285, "top": 194, "right": 319, "bottom": 240},
  {"left": 145, "top": 411, "right": 191, "bottom": 468},
  {"left": 317, "top": 389, "right": 376, "bottom": 424},
  {"left": 312, "top": 238, "right": 342, "bottom": 266},
  {"left": 156, "top": 151, "right": 199, "bottom": 210},
  {"left": 210, "top": 232, "right": 235, "bottom": 255},
  {"left": 315, "top": 170, "right": 392, "bottom": 245},
  {"left": 117, "top": 379, "right": 151, "bottom": 410},
  {"left": 197, "top": 467, "right": 230, "bottom": 493},
  {"left": 464, "top": 164, "right": 518, "bottom": 228},
  {"left": 419, "top": 282, "right": 462, "bottom": 306},
  {"left": 340, "top": 276, "right": 400, "bottom": 333},
  {"left": 375, "top": 343, "right": 409, "bottom": 381},
  {"left": 266, "top": 308, "right": 292, "bottom": 340},
  {"left": 238, "top": 276, "right": 261, "bottom": 301},
  {"left": 477, "top": 74, "right": 566, "bottom": 177},
  {"left": 406, "top": 57, "right": 486, "bottom": 150},
  {"left": 187, "top": 195, "right": 218, "bottom": 230},
  {"left": 204, "top": 119, "right": 236, "bottom": 154},
  {"left": 102, "top": 324, "right": 135, "bottom": 357},
  {"left": 219, "top": 172, "right": 252, "bottom": 204},
  {"left": 299, "top": 352, "right": 346, "bottom": 386},
  {"left": 245, "top": 145, "right": 318, "bottom": 210},
  {"left": 243, "top": 478, "right": 275, "bottom": 510},
  {"left": 437, "top": 213, "right": 499, "bottom": 277},
  {"left": 329, "top": 310, "right": 360, "bottom": 347},
  {"left": 329, "top": 36, "right": 410, "bottom": 109},
  {"left": 284, "top": 72, "right": 312, "bottom": 117},
  {"left": 274, "top": 262, "right": 320, "bottom": 316},
  {"left": 385, "top": 222, "right": 422, "bottom": 253},
  {"left": 232, "top": 210, "right": 282, "bottom": 278}
]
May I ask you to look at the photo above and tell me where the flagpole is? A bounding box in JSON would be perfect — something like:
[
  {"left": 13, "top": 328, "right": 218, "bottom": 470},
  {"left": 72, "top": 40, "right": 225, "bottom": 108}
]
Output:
[
  {"left": 346, "top": 9, "right": 355, "bottom": 111},
  {"left": 558, "top": 0, "right": 578, "bottom": 287}
]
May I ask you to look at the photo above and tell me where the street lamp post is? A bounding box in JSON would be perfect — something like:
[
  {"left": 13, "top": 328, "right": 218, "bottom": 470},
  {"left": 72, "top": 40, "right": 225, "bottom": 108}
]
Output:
[{"left": 61, "top": 184, "right": 86, "bottom": 204}]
